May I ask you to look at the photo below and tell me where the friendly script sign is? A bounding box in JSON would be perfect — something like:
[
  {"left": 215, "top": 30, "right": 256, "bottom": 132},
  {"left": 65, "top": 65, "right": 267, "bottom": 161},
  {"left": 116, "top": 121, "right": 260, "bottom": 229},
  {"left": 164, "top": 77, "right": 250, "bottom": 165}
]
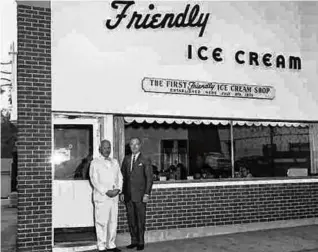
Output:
[{"left": 142, "top": 77, "right": 275, "bottom": 100}]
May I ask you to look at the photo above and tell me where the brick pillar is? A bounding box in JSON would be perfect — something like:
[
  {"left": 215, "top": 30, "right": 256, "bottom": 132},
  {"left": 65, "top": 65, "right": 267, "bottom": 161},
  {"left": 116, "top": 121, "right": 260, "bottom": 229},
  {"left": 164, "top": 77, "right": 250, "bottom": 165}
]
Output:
[{"left": 17, "top": 4, "right": 52, "bottom": 251}]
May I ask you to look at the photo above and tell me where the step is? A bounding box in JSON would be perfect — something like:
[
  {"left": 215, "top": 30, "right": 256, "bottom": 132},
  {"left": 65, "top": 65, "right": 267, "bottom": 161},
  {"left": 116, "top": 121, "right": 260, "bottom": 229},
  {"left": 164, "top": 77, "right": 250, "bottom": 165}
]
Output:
[{"left": 9, "top": 192, "right": 17, "bottom": 207}]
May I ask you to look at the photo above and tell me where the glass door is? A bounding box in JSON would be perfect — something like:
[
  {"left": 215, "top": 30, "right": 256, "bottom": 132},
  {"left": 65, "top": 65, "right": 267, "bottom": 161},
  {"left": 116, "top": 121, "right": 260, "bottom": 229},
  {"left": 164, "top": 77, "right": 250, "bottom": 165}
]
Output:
[
  {"left": 52, "top": 116, "right": 100, "bottom": 246},
  {"left": 53, "top": 124, "right": 93, "bottom": 180}
]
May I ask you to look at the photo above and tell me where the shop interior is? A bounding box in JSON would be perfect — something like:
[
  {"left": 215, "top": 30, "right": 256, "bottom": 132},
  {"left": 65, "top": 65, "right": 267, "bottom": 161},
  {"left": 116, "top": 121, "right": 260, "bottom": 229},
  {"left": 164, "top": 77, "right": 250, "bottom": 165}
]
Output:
[{"left": 124, "top": 120, "right": 312, "bottom": 180}]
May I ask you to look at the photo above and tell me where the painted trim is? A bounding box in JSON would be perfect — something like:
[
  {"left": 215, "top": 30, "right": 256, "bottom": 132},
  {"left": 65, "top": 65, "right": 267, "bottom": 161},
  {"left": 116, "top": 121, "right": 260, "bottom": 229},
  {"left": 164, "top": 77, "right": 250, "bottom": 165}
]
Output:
[
  {"left": 153, "top": 178, "right": 318, "bottom": 189},
  {"left": 51, "top": 111, "right": 318, "bottom": 124},
  {"left": 51, "top": 113, "right": 55, "bottom": 247},
  {"left": 52, "top": 116, "right": 100, "bottom": 159},
  {"left": 99, "top": 115, "right": 114, "bottom": 158},
  {"left": 17, "top": 0, "right": 50, "bottom": 8}
]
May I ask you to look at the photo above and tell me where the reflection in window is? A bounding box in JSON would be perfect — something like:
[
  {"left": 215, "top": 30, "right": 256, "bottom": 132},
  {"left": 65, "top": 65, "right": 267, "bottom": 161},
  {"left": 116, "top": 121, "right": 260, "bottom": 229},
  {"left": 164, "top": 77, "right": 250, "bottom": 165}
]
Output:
[
  {"left": 124, "top": 122, "right": 231, "bottom": 180},
  {"left": 233, "top": 126, "right": 311, "bottom": 178},
  {"left": 123, "top": 120, "right": 317, "bottom": 180},
  {"left": 161, "top": 139, "right": 188, "bottom": 180},
  {"left": 53, "top": 125, "right": 93, "bottom": 180}
]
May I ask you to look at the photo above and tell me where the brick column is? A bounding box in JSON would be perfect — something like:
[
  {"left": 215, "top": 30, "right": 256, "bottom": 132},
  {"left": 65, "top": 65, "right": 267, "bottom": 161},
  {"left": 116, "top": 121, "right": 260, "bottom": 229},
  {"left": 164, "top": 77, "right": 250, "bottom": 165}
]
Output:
[{"left": 17, "top": 4, "right": 52, "bottom": 251}]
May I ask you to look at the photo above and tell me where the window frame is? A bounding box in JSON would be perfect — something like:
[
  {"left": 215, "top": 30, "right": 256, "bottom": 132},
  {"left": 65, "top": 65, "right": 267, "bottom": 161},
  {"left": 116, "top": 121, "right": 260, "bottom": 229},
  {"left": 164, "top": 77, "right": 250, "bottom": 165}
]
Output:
[
  {"left": 52, "top": 116, "right": 100, "bottom": 181},
  {"left": 123, "top": 116, "right": 317, "bottom": 181}
]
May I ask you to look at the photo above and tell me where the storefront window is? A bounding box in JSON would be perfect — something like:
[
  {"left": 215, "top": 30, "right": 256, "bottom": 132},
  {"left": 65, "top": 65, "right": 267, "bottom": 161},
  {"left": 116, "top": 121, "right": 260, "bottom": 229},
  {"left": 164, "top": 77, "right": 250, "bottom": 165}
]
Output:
[
  {"left": 123, "top": 118, "right": 318, "bottom": 180},
  {"left": 124, "top": 121, "right": 231, "bottom": 180},
  {"left": 53, "top": 125, "right": 93, "bottom": 180},
  {"left": 233, "top": 125, "right": 311, "bottom": 178}
]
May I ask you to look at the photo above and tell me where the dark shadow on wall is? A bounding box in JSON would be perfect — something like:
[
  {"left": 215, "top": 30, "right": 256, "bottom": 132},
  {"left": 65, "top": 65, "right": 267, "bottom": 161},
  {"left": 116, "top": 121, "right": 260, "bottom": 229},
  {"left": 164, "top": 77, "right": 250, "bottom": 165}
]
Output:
[
  {"left": 1, "top": 116, "right": 17, "bottom": 158},
  {"left": 74, "top": 154, "right": 93, "bottom": 180},
  {"left": 1, "top": 116, "right": 18, "bottom": 192}
]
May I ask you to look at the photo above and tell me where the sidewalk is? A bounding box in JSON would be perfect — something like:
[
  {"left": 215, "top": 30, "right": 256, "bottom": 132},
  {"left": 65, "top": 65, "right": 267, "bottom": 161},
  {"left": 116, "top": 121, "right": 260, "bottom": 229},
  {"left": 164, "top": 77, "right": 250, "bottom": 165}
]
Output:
[
  {"left": 55, "top": 224, "right": 318, "bottom": 252},
  {"left": 1, "top": 204, "right": 318, "bottom": 252},
  {"left": 133, "top": 225, "right": 318, "bottom": 252},
  {"left": 1, "top": 205, "right": 17, "bottom": 252}
]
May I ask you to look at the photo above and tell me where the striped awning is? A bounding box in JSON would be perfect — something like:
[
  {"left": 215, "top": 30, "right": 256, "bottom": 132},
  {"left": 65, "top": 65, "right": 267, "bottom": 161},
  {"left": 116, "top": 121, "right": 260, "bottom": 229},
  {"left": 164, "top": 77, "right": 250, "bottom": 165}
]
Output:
[
  {"left": 124, "top": 116, "right": 308, "bottom": 127},
  {"left": 233, "top": 121, "right": 308, "bottom": 127}
]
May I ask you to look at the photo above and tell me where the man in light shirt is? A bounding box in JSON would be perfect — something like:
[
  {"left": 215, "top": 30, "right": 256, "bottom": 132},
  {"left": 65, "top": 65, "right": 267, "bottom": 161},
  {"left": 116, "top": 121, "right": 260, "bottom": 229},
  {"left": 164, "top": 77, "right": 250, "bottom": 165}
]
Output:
[{"left": 90, "top": 139, "right": 123, "bottom": 252}]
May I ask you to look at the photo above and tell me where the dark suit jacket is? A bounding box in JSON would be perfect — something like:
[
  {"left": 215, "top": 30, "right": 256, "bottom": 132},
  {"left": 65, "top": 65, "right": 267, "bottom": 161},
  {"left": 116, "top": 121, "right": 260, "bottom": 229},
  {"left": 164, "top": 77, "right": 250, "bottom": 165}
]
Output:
[{"left": 121, "top": 153, "right": 153, "bottom": 202}]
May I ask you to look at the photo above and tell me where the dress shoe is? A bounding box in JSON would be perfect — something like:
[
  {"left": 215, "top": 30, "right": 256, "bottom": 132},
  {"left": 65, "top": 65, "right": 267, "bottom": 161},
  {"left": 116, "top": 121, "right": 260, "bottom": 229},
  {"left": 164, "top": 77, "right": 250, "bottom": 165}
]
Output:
[
  {"left": 137, "top": 245, "right": 145, "bottom": 251},
  {"left": 108, "top": 248, "right": 121, "bottom": 252},
  {"left": 126, "top": 244, "right": 138, "bottom": 249}
]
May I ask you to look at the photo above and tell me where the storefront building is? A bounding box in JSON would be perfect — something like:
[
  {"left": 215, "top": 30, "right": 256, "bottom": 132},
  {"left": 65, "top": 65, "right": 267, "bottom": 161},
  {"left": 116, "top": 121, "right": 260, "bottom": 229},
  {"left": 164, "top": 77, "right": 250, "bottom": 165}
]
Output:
[{"left": 16, "top": 1, "right": 318, "bottom": 251}]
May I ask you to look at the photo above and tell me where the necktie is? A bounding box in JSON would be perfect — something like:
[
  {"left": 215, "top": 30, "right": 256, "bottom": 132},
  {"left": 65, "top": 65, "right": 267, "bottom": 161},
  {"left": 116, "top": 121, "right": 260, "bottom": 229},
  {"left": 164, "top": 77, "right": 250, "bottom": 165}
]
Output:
[{"left": 131, "top": 155, "right": 135, "bottom": 171}]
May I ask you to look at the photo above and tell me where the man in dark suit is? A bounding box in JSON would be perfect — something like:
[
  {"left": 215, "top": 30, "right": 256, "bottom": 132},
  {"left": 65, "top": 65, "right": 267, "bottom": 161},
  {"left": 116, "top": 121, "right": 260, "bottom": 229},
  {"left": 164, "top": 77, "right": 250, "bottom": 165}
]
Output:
[{"left": 120, "top": 137, "right": 153, "bottom": 251}]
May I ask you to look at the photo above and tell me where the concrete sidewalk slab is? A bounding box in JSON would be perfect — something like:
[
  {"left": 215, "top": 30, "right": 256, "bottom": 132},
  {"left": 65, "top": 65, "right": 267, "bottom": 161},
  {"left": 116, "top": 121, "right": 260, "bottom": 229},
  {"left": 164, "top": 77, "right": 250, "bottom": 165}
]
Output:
[
  {"left": 141, "top": 225, "right": 318, "bottom": 252},
  {"left": 2, "top": 204, "right": 318, "bottom": 252},
  {"left": 65, "top": 225, "right": 318, "bottom": 252},
  {"left": 1, "top": 206, "right": 17, "bottom": 252}
]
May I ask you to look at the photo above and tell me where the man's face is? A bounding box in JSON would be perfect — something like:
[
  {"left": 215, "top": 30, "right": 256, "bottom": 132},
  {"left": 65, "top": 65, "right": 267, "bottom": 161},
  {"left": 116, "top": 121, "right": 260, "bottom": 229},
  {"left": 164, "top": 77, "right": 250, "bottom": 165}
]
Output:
[
  {"left": 241, "top": 167, "right": 248, "bottom": 176},
  {"left": 205, "top": 156, "right": 214, "bottom": 167},
  {"left": 100, "top": 141, "right": 111, "bottom": 158},
  {"left": 130, "top": 138, "right": 141, "bottom": 154}
]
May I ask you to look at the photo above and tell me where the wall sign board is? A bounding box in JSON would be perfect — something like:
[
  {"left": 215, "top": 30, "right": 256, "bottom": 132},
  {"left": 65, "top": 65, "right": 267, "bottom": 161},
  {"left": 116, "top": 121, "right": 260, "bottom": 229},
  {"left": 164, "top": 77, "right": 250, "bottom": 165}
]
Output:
[
  {"left": 142, "top": 77, "right": 275, "bottom": 100},
  {"left": 52, "top": 1, "right": 318, "bottom": 121}
]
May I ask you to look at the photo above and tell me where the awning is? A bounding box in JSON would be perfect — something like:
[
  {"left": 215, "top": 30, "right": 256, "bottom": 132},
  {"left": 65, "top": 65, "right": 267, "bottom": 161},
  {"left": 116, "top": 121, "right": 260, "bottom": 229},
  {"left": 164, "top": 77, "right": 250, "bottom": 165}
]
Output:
[
  {"left": 232, "top": 121, "right": 308, "bottom": 127},
  {"left": 124, "top": 116, "right": 309, "bottom": 127},
  {"left": 124, "top": 116, "right": 229, "bottom": 125}
]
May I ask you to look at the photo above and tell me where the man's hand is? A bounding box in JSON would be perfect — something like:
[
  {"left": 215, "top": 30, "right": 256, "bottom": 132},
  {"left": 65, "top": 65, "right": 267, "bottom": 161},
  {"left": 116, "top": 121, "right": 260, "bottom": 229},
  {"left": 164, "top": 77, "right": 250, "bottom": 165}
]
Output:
[
  {"left": 106, "top": 190, "right": 115, "bottom": 197},
  {"left": 112, "top": 189, "right": 120, "bottom": 196},
  {"left": 142, "top": 194, "right": 150, "bottom": 203},
  {"left": 106, "top": 189, "right": 120, "bottom": 198},
  {"left": 119, "top": 193, "right": 125, "bottom": 202}
]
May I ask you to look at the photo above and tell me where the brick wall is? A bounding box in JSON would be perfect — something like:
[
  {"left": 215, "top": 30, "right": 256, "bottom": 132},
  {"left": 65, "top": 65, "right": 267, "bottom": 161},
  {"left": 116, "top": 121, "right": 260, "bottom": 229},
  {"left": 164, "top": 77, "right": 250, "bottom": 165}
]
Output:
[
  {"left": 17, "top": 4, "right": 52, "bottom": 251},
  {"left": 117, "top": 182, "right": 318, "bottom": 233}
]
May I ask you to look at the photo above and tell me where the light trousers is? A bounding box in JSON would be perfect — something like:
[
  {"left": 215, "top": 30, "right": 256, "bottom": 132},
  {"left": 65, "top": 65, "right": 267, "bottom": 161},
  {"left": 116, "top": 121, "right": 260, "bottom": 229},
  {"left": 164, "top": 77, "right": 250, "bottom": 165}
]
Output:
[{"left": 94, "top": 197, "right": 118, "bottom": 250}]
